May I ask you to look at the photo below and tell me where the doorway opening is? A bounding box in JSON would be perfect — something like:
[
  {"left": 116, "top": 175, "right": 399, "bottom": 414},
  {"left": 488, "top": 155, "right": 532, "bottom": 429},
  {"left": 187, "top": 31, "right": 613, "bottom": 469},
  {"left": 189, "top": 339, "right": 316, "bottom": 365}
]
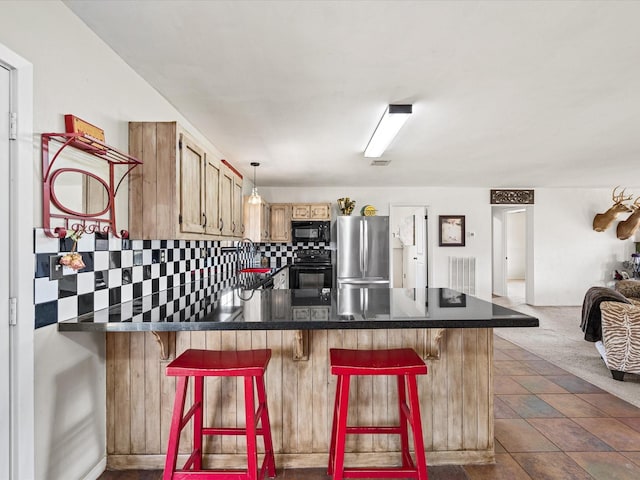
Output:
[
  {"left": 389, "top": 205, "right": 428, "bottom": 289},
  {"left": 492, "top": 205, "right": 532, "bottom": 304}
]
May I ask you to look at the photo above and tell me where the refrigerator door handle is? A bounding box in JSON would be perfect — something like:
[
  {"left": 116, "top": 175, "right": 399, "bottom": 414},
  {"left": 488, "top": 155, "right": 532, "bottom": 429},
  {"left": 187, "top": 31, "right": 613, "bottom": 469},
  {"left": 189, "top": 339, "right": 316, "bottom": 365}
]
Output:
[
  {"left": 363, "top": 219, "right": 368, "bottom": 274},
  {"left": 359, "top": 219, "right": 365, "bottom": 274}
]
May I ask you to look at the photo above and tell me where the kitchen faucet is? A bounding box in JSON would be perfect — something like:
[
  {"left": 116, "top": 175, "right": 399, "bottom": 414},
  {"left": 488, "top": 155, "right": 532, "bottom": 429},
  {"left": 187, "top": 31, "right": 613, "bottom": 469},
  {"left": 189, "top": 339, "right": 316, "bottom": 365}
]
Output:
[{"left": 237, "top": 237, "right": 259, "bottom": 271}]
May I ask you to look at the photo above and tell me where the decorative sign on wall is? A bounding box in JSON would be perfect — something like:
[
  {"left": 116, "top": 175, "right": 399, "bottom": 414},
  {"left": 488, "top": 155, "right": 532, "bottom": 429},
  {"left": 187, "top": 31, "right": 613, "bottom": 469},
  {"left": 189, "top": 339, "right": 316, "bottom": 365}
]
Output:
[
  {"left": 64, "top": 114, "right": 106, "bottom": 152},
  {"left": 490, "top": 189, "right": 535, "bottom": 205}
]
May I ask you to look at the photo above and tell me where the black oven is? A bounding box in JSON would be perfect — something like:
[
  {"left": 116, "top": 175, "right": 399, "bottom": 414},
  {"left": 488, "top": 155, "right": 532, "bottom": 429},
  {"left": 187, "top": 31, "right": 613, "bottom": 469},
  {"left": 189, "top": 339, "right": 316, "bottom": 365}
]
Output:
[
  {"left": 291, "top": 221, "right": 330, "bottom": 243},
  {"left": 290, "top": 265, "right": 333, "bottom": 289},
  {"left": 289, "top": 249, "right": 333, "bottom": 289}
]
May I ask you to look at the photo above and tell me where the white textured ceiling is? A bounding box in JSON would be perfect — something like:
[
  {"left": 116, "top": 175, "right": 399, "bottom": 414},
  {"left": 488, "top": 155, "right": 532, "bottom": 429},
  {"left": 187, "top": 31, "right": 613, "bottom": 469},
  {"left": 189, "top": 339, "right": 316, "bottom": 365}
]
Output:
[{"left": 64, "top": 0, "right": 640, "bottom": 188}]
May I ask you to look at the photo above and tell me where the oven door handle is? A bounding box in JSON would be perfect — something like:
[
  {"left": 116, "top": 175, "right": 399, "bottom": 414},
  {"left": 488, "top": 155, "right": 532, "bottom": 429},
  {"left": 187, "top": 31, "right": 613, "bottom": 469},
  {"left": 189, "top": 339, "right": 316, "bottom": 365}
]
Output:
[{"left": 291, "top": 265, "right": 332, "bottom": 270}]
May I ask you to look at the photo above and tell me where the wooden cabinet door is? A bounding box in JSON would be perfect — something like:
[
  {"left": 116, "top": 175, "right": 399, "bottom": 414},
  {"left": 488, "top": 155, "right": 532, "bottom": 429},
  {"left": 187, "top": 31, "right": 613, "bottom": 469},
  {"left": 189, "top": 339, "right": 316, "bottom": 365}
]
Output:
[
  {"left": 310, "top": 307, "right": 329, "bottom": 321},
  {"left": 270, "top": 204, "right": 291, "bottom": 242},
  {"left": 204, "top": 156, "right": 221, "bottom": 235},
  {"left": 292, "top": 203, "right": 330, "bottom": 220},
  {"left": 271, "top": 290, "right": 291, "bottom": 319},
  {"left": 243, "top": 197, "right": 269, "bottom": 242},
  {"left": 179, "top": 134, "right": 205, "bottom": 234},
  {"left": 292, "top": 204, "right": 310, "bottom": 219},
  {"left": 219, "top": 165, "right": 234, "bottom": 236},
  {"left": 310, "top": 203, "right": 330, "bottom": 220},
  {"left": 292, "top": 308, "right": 310, "bottom": 321},
  {"left": 261, "top": 203, "right": 271, "bottom": 240},
  {"left": 232, "top": 175, "right": 244, "bottom": 237}
]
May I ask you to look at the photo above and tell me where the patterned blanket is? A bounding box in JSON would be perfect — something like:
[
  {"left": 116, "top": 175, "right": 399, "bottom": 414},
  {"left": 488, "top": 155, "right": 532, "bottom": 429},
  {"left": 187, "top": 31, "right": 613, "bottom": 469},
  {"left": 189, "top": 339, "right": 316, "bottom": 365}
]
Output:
[{"left": 580, "top": 287, "right": 631, "bottom": 342}]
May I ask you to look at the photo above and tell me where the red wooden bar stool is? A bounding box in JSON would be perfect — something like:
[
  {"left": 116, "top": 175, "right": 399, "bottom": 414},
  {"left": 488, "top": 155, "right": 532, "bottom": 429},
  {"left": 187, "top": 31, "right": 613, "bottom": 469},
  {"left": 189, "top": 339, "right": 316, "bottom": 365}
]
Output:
[
  {"left": 164, "top": 348, "right": 276, "bottom": 480},
  {"left": 328, "top": 348, "right": 429, "bottom": 480}
]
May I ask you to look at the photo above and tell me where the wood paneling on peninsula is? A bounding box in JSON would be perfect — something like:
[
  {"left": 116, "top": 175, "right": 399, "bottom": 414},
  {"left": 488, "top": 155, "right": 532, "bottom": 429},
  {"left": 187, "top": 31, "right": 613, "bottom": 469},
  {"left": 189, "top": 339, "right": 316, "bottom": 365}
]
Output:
[{"left": 106, "top": 328, "right": 493, "bottom": 469}]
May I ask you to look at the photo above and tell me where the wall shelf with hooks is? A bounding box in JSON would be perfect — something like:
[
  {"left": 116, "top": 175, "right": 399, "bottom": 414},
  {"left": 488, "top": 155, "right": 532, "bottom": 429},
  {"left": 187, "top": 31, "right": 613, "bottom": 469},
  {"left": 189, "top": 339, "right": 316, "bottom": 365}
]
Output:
[{"left": 42, "top": 132, "right": 142, "bottom": 238}]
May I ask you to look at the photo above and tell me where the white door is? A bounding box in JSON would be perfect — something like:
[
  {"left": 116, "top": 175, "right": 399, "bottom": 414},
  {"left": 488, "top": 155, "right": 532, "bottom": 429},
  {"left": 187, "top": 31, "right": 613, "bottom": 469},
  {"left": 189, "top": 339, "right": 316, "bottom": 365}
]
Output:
[
  {"left": 414, "top": 210, "right": 427, "bottom": 289},
  {"left": 0, "top": 63, "right": 12, "bottom": 479},
  {"left": 491, "top": 208, "right": 507, "bottom": 296},
  {"left": 390, "top": 205, "right": 428, "bottom": 289}
]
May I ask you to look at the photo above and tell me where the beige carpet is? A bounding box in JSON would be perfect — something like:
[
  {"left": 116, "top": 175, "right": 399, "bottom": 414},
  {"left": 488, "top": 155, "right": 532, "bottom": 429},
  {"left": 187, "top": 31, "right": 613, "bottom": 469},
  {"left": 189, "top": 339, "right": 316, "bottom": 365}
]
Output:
[{"left": 492, "top": 280, "right": 640, "bottom": 408}]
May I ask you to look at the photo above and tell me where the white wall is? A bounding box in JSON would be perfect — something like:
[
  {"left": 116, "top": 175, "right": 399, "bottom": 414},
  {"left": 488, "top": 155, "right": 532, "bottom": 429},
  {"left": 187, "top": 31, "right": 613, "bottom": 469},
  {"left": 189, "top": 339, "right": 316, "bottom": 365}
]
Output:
[
  {"left": 0, "top": 2, "right": 232, "bottom": 479},
  {"left": 532, "top": 188, "right": 637, "bottom": 305}
]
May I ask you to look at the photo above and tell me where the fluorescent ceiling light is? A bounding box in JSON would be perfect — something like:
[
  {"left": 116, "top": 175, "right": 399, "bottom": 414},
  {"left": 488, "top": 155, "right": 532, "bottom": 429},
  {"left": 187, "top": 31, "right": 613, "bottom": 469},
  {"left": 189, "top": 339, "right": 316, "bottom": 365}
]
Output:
[{"left": 364, "top": 104, "right": 412, "bottom": 158}]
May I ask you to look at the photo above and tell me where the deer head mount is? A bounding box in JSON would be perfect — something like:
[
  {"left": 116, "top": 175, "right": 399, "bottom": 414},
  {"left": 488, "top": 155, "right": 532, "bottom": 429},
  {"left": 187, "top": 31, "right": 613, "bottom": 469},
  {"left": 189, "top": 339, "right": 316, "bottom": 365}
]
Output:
[
  {"left": 616, "top": 196, "right": 640, "bottom": 240},
  {"left": 592, "top": 186, "right": 633, "bottom": 232}
]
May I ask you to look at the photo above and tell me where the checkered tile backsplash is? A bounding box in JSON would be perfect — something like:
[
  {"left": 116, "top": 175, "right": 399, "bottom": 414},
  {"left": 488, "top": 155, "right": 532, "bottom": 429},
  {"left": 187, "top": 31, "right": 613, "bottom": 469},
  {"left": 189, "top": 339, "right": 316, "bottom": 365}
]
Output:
[{"left": 33, "top": 228, "right": 328, "bottom": 329}]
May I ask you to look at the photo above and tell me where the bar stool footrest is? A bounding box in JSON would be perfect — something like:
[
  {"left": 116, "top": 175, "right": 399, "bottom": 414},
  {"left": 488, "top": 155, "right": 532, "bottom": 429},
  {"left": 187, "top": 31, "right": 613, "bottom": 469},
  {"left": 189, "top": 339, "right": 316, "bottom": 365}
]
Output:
[
  {"left": 345, "top": 426, "right": 402, "bottom": 435},
  {"left": 342, "top": 467, "right": 420, "bottom": 479},
  {"left": 173, "top": 469, "right": 262, "bottom": 479},
  {"left": 202, "top": 427, "right": 269, "bottom": 436}
]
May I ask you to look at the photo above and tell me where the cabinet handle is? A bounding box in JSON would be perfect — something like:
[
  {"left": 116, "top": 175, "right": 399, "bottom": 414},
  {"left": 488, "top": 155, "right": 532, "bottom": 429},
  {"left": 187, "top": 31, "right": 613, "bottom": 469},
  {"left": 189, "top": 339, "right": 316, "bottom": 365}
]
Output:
[
  {"left": 241, "top": 224, "right": 245, "bottom": 233},
  {"left": 219, "top": 218, "right": 224, "bottom": 231},
  {"left": 232, "top": 221, "right": 236, "bottom": 232},
  {"left": 202, "top": 213, "right": 207, "bottom": 227}
]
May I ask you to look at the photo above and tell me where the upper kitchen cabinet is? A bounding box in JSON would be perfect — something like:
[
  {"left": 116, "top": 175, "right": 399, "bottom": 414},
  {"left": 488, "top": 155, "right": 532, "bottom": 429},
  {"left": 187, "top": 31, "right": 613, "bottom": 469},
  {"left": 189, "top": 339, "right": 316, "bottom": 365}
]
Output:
[
  {"left": 270, "top": 203, "right": 292, "bottom": 242},
  {"left": 180, "top": 134, "right": 208, "bottom": 234},
  {"left": 219, "top": 161, "right": 244, "bottom": 237},
  {"left": 204, "top": 154, "right": 222, "bottom": 235},
  {"left": 291, "top": 203, "right": 331, "bottom": 220},
  {"left": 129, "top": 122, "right": 242, "bottom": 239},
  {"left": 243, "top": 197, "right": 270, "bottom": 242}
]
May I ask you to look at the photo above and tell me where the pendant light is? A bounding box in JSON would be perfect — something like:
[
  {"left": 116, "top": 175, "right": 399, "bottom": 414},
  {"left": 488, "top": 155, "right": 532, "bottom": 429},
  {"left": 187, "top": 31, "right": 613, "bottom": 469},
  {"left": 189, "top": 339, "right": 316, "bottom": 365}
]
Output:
[{"left": 248, "top": 162, "right": 262, "bottom": 204}]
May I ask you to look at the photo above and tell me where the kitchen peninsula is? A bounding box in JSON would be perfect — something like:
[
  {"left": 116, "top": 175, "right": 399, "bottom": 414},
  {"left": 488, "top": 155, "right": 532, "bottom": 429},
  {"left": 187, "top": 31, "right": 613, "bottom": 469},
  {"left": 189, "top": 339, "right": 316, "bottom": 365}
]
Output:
[{"left": 59, "top": 287, "right": 537, "bottom": 470}]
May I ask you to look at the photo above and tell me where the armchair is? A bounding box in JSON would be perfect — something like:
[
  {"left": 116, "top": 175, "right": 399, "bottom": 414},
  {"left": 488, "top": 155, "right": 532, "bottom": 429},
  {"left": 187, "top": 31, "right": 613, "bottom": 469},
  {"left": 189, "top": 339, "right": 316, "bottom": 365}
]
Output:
[{"left": 598, "top": 301, "right": 640, "bottom": 381}]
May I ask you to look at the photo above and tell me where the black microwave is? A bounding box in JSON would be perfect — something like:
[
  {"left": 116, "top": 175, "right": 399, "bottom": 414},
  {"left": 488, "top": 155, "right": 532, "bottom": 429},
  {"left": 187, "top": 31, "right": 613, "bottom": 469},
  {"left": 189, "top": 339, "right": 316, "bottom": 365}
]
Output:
[{"left": 291, "top": 221, "right": 331, "bottom": 243}]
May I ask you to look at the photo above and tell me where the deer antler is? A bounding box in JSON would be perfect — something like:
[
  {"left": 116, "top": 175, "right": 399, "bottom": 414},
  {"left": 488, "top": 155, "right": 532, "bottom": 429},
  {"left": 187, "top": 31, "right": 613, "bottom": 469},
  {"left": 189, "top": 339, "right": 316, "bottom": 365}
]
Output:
[{"left": 613, "top": 186, "right": 633, "bottom": 205}]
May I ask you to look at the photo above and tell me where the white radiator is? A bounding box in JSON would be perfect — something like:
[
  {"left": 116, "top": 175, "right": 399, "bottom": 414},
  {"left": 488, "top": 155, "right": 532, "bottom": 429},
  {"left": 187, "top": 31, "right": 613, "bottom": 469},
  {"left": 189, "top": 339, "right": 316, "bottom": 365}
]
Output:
[{"left": 448, "top": 256, "right": 476, "bottom": 295}]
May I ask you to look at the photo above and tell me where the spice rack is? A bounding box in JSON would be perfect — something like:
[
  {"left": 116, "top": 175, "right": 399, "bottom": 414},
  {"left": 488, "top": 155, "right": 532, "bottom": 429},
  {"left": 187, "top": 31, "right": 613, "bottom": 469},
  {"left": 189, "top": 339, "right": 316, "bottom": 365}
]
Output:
[{"left": 42, "top": 132, "right": 142, "bottom": 238}]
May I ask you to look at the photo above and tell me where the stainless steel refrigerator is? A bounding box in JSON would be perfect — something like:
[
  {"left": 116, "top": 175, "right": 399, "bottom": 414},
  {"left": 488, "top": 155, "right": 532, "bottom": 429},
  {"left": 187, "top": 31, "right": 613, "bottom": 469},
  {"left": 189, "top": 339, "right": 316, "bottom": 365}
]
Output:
[{"left": 336, "top": 216, "right": 390, "bottom": 288}]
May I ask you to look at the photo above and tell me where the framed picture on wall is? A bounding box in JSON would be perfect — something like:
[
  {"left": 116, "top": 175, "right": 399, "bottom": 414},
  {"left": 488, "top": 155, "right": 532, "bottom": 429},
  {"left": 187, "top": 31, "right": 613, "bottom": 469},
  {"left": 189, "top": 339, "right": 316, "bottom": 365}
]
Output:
[{"left": 439, "top": 215, "right": 465, "bottom": 247}]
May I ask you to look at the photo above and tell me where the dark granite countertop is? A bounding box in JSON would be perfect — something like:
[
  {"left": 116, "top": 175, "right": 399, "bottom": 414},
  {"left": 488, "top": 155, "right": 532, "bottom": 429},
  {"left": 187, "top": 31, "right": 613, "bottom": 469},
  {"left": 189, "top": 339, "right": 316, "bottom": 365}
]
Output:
[{"left": 58, "top": 286, "right": 538, "bottom": 332}]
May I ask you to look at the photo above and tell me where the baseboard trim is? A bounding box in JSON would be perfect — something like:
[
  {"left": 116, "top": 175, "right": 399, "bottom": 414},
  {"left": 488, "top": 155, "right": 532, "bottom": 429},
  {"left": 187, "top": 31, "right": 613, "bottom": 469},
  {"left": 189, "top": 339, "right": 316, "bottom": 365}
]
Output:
[
  {"left": 107, "top": 450, "right": 495, "bottom": 470},
  {"left": 82, "top": 456, "right": 107, "bottom": 480}
]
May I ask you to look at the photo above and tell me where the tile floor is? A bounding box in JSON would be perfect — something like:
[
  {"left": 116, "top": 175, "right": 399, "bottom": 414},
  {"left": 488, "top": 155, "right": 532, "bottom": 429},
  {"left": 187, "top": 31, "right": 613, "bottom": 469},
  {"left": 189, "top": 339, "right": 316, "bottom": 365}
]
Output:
[{"left": 98, "top": 334, "right": 640, "bottom": 480}]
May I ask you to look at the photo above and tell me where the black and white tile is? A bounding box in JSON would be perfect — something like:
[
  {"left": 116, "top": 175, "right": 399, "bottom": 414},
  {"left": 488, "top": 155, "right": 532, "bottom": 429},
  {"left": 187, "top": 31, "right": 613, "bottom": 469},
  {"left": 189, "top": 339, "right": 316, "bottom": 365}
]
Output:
[{"left": 33, "top": 228, "right": 322, "bottom": 329}]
